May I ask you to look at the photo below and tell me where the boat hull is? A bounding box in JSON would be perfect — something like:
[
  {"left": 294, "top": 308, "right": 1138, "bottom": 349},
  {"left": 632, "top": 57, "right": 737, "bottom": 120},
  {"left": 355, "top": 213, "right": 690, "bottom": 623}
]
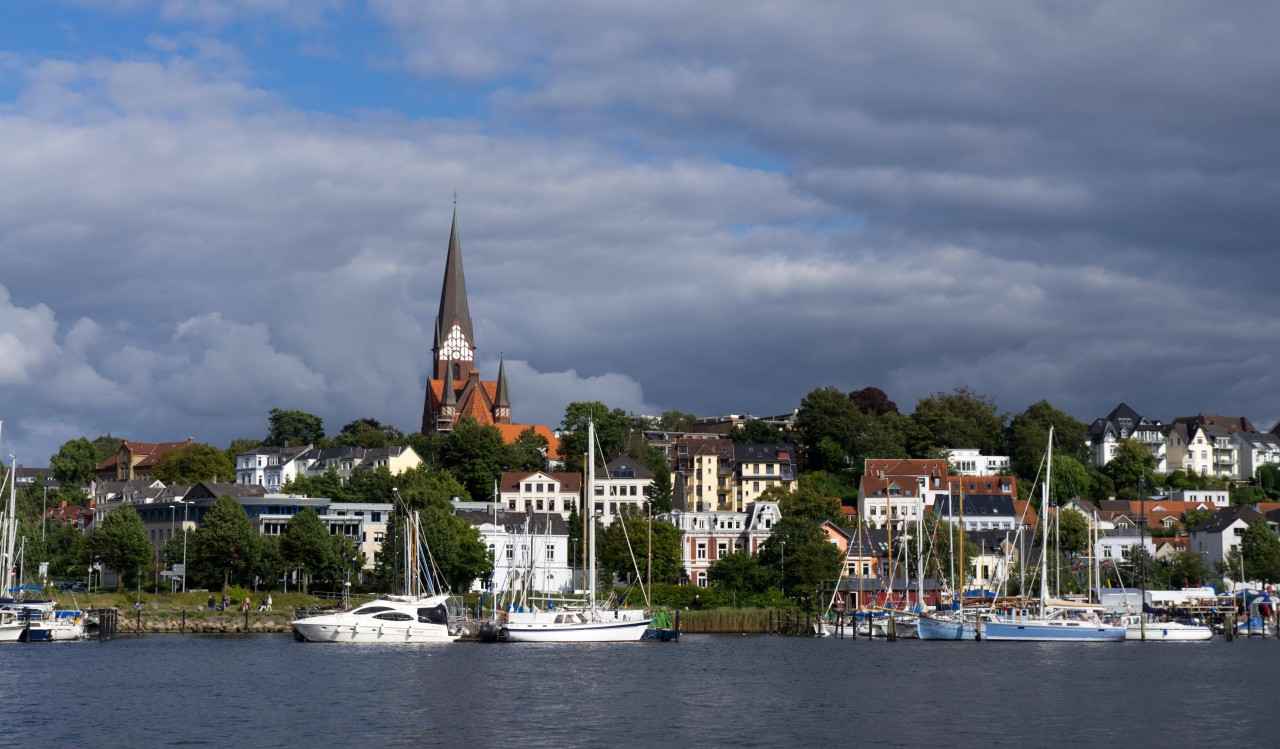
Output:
[
  {"left": 984, "top": 618, "right": 1125, "bottom": 642},
  {"left": 1124, "top": 624, "right": 1213, "bottom": 641},
  {"left": 290, "top": 619, "right": 459, "bottom": 643},
  {"left": 504, "top": 610, "right": 651, "bottom": 642},
  {"left": 918, "top": 616, "right": 978, "bottom": 641}
]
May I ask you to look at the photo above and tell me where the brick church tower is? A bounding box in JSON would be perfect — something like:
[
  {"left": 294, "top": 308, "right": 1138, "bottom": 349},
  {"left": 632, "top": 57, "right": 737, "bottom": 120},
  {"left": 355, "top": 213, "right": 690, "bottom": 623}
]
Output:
[{"left": 421, "top": 210, "right": 512, "bottom": 434}]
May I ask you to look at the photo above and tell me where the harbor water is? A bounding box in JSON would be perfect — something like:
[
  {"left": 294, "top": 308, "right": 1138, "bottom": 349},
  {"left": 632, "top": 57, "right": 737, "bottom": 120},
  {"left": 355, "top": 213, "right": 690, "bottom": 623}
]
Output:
[{"left": 0, "top": 634, "right": 1273, "bottom": 748}]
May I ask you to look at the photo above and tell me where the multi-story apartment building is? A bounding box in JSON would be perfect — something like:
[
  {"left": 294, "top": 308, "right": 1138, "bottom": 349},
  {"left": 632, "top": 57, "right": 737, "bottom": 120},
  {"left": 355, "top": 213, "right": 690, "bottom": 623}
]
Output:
[
  {"left": 670, "top": 439, "right": 798, "bottom": 513},
  {"left": 666, "top": 500, "right": 780, "bottom": 587},
  {"left": 589, "top": 458, "right": 654, "bottom": 525}
]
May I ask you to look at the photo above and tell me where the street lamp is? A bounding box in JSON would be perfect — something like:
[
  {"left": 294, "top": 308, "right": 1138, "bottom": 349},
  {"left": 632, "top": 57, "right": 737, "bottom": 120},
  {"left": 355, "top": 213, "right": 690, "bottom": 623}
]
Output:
[
  {"left": 176, "top": 499, "right": 189, "bottom": 593},
  {"left": 780, "top": 540, "right": 787, "bottom": 597}
]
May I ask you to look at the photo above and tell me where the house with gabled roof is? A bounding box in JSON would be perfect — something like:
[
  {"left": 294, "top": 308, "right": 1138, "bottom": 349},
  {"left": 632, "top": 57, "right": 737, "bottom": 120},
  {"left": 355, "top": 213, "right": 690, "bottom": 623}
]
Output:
[
  {"left": 456, "top": 509, "right": 573, "bottom": 594},
  {"left": 499, "top": 471, "right": 582, "bottom": 519},
  {"left": 1087, "top": 403, "right": 1162, "bottom": 468},
  {"left": 94, "top": 438, "right": 195, "bottom": 482},
  {"left": 1190, "top": 505, "right": 1269, "bottom": 566},
  {"left": 1234, "top": 431, "right": 1280, "bottom": 481}
]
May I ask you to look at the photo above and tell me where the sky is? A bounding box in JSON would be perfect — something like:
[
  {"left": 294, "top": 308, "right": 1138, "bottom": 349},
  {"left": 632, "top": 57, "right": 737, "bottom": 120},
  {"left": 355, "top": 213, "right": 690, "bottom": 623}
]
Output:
[{"left": 2, "top": 1, "right": 1280, "bottom": 466}]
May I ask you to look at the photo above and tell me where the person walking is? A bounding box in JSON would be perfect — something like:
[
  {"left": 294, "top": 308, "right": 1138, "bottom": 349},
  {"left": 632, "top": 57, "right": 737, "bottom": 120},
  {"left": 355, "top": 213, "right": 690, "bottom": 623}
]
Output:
[{"left": 266, "top": 593, "right": 273, "bottom": 611}]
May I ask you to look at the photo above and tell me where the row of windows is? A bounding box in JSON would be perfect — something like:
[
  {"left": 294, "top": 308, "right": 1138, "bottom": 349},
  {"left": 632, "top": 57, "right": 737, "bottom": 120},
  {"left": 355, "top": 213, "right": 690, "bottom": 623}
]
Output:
[
  {"left": 593, "top": 485, "right": 641, "bottom": 496},
  {"left": 488, "top": 543, "right": 557, "bottom": 561}
]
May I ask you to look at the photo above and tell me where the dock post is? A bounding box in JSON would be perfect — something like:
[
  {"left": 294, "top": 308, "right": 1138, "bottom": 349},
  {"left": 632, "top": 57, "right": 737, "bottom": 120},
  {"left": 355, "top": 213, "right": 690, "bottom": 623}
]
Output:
[{"left": 181, "top": 610, "right": 186, "bottom": 633}]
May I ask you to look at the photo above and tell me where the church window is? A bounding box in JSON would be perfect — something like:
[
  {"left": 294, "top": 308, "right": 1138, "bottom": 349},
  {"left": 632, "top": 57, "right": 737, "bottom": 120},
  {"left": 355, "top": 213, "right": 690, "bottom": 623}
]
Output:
[{"left": 453, "top": 363, "right": 461, "bottom": 380}]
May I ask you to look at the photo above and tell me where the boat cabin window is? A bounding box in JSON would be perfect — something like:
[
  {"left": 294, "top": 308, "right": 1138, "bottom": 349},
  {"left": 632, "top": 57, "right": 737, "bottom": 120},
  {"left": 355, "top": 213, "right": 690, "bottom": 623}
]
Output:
[
  {"left": 374, "top": 612, "right": 413, "bottom": 621},
  {"left": 418, "top": 605, "right": 449, "bottom": 625},
  {"left": 354, "top": 606, "right": 394, "bottom": 616}
]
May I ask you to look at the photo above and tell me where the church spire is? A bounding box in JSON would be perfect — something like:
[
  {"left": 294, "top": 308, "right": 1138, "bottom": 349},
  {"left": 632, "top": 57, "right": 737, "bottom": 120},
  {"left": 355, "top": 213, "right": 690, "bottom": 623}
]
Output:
[
  {"left": 432, "top": 207, "right": 475, "bottom": 380},
  {"left": 493, "top": 353, "right": 511, "bottom": 424}
]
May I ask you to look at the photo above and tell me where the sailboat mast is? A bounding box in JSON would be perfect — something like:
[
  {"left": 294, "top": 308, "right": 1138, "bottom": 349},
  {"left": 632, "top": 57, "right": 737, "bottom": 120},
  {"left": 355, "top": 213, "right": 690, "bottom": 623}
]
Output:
[
  {"left": 958, "top": 483, "right": 965, "bottom": 618},
  {"left": 587, "top": 419, "right": 596, "bottom": 610},
  {"left": 1041, "top": 426, "right": 1053, "bottom": 610},
  {"left": 916, "top": 494, "right": 923, "bottom": 611}
]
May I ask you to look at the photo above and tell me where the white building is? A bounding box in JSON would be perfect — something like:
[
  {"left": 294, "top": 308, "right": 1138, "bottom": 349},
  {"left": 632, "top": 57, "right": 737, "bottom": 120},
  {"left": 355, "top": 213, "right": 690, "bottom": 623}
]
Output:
[
  {"left": 235, "top": 446, "right": 310, "bottom": 491},
  {"left": 945, "top": 449, "right": 1011, "bottom": 477},
  {"left": 1234, "top": 431, "right": 1280, "bottom": 481},
  {"left": 590, "top": 458, "right": 654, "bottom": 525},
  {"left": 455, "top": 508, "right": 573, "bottom": 595},
  {"left": 666, "top": 501, "right": 780, "bottom": 587},
  {"left": 1168, "top": 489, "right": 1230, "bottom": 508},
  {"left": 1190, "top": 506, "right": 1268, "bottom": 566},
  {"left": 1095, "top": 529, "right": 1156, "bottom": 565},
  {"left": 499, "top": 471, "right": 581, "bottom": 519}
]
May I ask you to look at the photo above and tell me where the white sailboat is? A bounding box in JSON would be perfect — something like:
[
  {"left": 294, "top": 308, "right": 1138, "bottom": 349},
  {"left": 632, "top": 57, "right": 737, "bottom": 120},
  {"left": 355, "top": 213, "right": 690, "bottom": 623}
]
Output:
[
  {"left": 984, "top": 427, "right": 1125, "bottom": 642},
  {"left": 503, "top": 419, "right": 651, "bottom": 643}
]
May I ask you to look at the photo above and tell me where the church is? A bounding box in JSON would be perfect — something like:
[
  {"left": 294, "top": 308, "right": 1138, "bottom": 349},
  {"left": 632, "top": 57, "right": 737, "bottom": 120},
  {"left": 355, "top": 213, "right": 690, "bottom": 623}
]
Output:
[{"left": 420, "top": 211, "right": 560, "bottom": 459}]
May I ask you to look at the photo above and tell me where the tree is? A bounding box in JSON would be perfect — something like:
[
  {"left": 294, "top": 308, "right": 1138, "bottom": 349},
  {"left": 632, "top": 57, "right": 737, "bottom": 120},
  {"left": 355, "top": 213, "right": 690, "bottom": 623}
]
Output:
[
  {"left": 152, "top": 443, "right": 236, "bottom": 484},
  {"left": 809, "top": 437, "right": 848, "bottom": 473},
  {"left": 439, "top": 417, "right": 507, "bottom": 502},
  {"left": 47, "top": 521, "right": 88, "bottom": 578},
  {"left": 1164, "top": 550, "right": 1212, "bottom": 589},
  {"left": 1183, "top": 508, "right": 1214, "bottom": 533},
  {"left": 1007, "top": 400, "right": 1089, "bottom": 484},
  {"left": 635, "top": 445, "right": 673, "bottom": 514},
  {"left": 1055, "top": 507, "right": 1089, "bottom": 554},
  {"left": 730, "top": 419, "right": 784, "bottom": 444},
  {"left": 756, "top": 517, "right": 842, "bottom": 601},
  {"left": 87, "top": 505, "right": 152, "bottom": 591},
  {"left": 1240, "top": 519, "right": 1280, "bottom": 583},
  {"left": 1049, "top": 455, "right": 1093, "bottom": 507},
  {"left": 265, "top": 408, "right": 324, "bottom": 447},
  {"left": 334, "top": 418, "right": 406, "bottom": 449},
  {"left": 657, "top": 410, "right": 697, "bottom": 431},
  {"left": 849, "top": 386, "right": 898, "bottom": 416},
  {"left": 419, "top": 506, "right": 492, "bottom": 592},
  {"left": 281, "top": 507, "right": 336, "bottom": 593},
  {"left": 558, "top": 402, "right": 633, "bottom": 474},
  {"left": 224, "top": 438, "right": 263, "bottom": 467},
  {"left": 598, "top": 514, "right": 682, "bottom": 585},
  {"left": 1258, "top": 464, "right": 1280, "bottom": 499},
  {"left": 760, "top": 481, "right": 841, "bottom": 525},
  {"left": 795, "top": 386, "right": 861, "bottom": 456},
  {"left": 505, "top": 427, "right": 549, "bottom": 472},
  {"left": 50, "top": 436, "right": 118, "bottom": 487},
  {"left": 192, "top": 495, "right": 259, "bottom": 590},
  {"left": 1103, "top": 440, "right": 1158, "bottom": 499},
  {"left": 398, "top": 468, "right": 471, "bottom": 511},
  {"left": 907, "top": 387, "right": 1007, "bottom": 457},
  {"left": 707, "top": 550, "right": 772, "bottom": 596}
]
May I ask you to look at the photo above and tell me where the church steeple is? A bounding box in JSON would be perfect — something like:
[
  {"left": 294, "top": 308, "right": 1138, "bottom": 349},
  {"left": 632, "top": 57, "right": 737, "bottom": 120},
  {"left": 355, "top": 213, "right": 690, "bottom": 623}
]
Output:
[
  {"left": 432, "top": 207, "right": 475, "bottom": 380},
  {"left": 493, "top": 354, "right": 511, "bottom": 424}
]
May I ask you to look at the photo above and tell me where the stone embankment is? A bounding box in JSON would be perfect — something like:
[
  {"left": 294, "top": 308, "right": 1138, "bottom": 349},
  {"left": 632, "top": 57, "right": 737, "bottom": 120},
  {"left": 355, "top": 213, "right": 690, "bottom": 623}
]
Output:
[{"left": 114, "top": 611, "right": 294, "bottom": 634}]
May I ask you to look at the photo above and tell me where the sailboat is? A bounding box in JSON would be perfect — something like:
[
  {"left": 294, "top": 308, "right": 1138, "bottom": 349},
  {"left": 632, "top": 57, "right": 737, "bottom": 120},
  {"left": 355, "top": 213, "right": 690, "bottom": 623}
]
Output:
[
  {"left": 291, "top": 510, "right": 461, "bottom": 643},
  {"left": 983, "top": 427, "right": 1125, "bottom": 642},
  {"left": 503, "top": 419, "right": 652, "bottom": 642},
  {"left": 919, "top": 486, "right": 979, "bottom": 640}
]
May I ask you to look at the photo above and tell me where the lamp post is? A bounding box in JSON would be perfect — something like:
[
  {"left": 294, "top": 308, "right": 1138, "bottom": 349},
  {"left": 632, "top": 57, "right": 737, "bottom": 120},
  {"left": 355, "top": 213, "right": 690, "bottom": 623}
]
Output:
[
  {"left": 42, "top": 485, "right": 47, "bottom": 543},
  {"left": 178, "top": 499, "right": 189, "bottom": 593},
  {"left": 780, "top": 540, "right": 787, "bottom": 598}
]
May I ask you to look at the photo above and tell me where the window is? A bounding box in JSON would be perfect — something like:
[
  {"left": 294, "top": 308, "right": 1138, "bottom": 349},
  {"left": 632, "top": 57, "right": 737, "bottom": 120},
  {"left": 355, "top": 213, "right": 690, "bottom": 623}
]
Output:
[
  {"left": 546, "top": 544, "right": 556, "bottom": 561},
  {"left": 696, "top": 542, "right": 708, "bottom": 560},
  {"left": 536, "top": 499, "right": 544, "bottom": 511},
  {"left": 525, "top": 483, "right": 532, "bottom": 493},
  {"left": 717, "top": 541, "right": 728, "bottom": 557},
  {"left": 507, "top": 499, "right": 516, "bottom": 510},
  {"left": 753, "top": 481, "right": 760, "bottom": 492},
  {"left": 505, "top": 544, "right": 514, "bottom": 560},
  {"left": 697, "top": 571, "right": 708, "bottom": 587},
  {"left": 548, "top": 500, "right": 556, "bottom": 512},
  {"left": 753, "top": 465, "right": 760, "bottom": 475},
  {"left": 594, "top": 486, "right": 605, "bottom": 496},
  {"left": 537, "top": 483, "right": 544, "bottom": 492},
  {"left": 766, "top": 464, "right": 774, "bottom": 475}
]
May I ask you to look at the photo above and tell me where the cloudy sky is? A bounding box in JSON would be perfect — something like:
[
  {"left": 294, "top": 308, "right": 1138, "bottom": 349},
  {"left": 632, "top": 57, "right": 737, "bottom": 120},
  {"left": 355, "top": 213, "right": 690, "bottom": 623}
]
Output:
[{"left": 2, "top": 1, "right": 1279, "bottom": 465}]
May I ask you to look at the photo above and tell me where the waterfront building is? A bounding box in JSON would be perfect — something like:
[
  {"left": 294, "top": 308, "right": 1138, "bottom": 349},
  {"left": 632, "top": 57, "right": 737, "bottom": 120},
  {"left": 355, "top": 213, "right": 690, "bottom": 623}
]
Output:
[
  {"left": 666, "top": 500, "right": 779, "bottom": 587},
  {"left": 670, "top": 440, "right": 797, "bottom": 513},
  {"left": 455, "top": 508, "right": 573, "bottom": 594}
]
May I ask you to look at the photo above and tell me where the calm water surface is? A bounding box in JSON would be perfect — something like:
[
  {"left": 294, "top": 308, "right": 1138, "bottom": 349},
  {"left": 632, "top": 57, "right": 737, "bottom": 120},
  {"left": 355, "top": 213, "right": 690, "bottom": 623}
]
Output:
[{"left": 0, "top": 634, "right": 1274, "bottom": 748}]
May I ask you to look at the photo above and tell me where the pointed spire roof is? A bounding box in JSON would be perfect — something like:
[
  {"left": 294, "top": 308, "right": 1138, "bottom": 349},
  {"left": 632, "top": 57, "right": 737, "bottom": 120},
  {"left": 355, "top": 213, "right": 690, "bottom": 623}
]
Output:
[
  {"left": 495, "top": 354, "right": 510, "bottom": 408},
  {"left": 442, "top": 359, "right": 456, "bottom": 406},
  {"left": 433, "top": 207, "right": 475, "bottom": 352}
]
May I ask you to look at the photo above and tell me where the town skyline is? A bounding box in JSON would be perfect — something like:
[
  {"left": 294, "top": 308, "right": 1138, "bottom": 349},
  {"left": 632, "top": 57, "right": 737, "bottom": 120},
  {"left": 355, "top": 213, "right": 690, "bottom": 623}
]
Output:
[{"left": 3, "top": 3, "right": 1280, "bottom": 465}]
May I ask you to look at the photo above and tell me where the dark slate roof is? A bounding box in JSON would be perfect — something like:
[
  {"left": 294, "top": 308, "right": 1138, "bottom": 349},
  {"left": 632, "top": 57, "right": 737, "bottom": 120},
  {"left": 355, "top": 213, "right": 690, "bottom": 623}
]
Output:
[
  {"left": 242, "top": 445, "right": 310, "bottom": 459},
  {"left": 185, "top": 482, "right": 268, "bottom": 500},
  {"left": 604, "top": 458, "right": 653, "bottom": 480},
  {"left": 1172, "top": 413, "right": 1257, "bottom": 435},
  {"left": 1237, "top": 432, "right": 1280, "bottom": 449},
  {"left": 1191, "top": 506, "right": 1264, "bottom": 534},
  {"left": 732, "top": 444, "right": 796, "bottom": 463},
  {"left": 965, "top": 529, "right": 1017, "bottom": 549},
  {"left": 934, "top": 494, "right": 1016, "bottom": 517},
  {"left": 455, "top": 509, "right": 568, "bottom": 535}
]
